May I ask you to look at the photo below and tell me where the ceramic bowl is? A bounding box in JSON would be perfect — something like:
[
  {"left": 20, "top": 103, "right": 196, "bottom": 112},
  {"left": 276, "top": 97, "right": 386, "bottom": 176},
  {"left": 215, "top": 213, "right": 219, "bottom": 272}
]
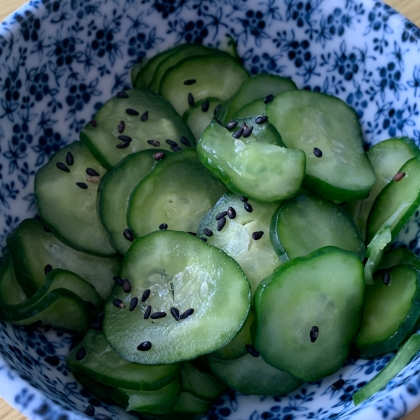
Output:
[{"left": 0, "top": 0, "right": 420, "bottom": 419}]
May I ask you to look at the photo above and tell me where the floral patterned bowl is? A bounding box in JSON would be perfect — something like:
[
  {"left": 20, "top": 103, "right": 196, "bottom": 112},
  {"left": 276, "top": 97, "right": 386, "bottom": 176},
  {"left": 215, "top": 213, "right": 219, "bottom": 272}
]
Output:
[{"left": 0, "top": 0, "right": 420, "bottom": 419}]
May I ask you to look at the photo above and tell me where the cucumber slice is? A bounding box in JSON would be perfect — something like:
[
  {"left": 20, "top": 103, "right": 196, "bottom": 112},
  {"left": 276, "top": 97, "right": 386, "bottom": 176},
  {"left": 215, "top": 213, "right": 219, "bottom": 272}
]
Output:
[
  {"left": 232, "top": 99, "right": 266, "bottom": 120},
  {"left": 128, "top": 150, "right": 226, "bottom": 238},
  {"left": 217, "top": 74, "right": 297, "bottom": 124},
  {"left": 197, "top": 193, "right": 280, "bottom": 294},
  {"left": 197, "top": 120, "right": 305, "bottom": 203},
  {"left": 266, "top": 90, "right": 376, "bottom": 202},
  {"left": 73, "top": 372, "right": 116, "bottom": 406},
  {"left": 168, "top": 392, "right": 211, "bottom": 415},
  {"left": 181, "top": 362, "right": 227, "bottom": 401},
  {"left": 378, "top": 248, "right": 420, "bottom": 271},
  {"left": 159, "top": 53, "right": 249, "bottom": 116},
  {"left": 98, "top": 150, "right": 160, "bottom": 254},
  {"left": 6, "top": 218, "right": 120, "bottom": 299},
  {"left": 0, "top": 252, "right": 26, "bottom": 307},
  {"left": 270, "top": 194, "right": 364, "bottom": 261},
  {"left": 67, "top": 329, "right": 181, "bottom": 391},
  {"left": 366, "top": 156, "right": 420, "bottom": 243},
  {"left": 353, "top": 334, "right": 420, "bottom": 406},
  {"left": 148, "top": 44, "right": 214, "bottom": 92},
  {"left": 103, "top": 230, "right": 251, "bottom": 365},
  {"left": 343, "top": 137, "right": 420, "bottom": 239},
  {"left": 34, "top": 142, "right": 116, "bottom": 256},
  {"left": 182, "top": 97, "right": 223, "bottom": 141},
  {"left": 254, "top": 247, "right": 365, "bottom": 382},
  {"left": 208, "top": 352, "right": 302, "bottom": 396},
  {"left": 80, "top": 89, "right": 195, "bottom": 169},
  {"left": 131, "top": 62, "right": 144, "bottom": 88},
  {"left": 355, "top": 265, "right": 420, "bottom": 358}
]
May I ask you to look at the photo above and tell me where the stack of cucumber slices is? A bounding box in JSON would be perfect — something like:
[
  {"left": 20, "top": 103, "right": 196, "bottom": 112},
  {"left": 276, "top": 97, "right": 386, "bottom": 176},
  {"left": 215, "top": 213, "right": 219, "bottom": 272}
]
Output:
[{"left": 2, "top": 40, "right": 420, "bottom": 418}]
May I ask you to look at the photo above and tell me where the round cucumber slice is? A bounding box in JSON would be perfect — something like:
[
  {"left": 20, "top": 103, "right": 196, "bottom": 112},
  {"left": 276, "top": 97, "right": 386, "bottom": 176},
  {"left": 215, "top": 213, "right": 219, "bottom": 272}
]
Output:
[
  {"left": 128, "top": 150, "right": 227, "bottom": 238},
  {"left": 232, "top": 99, "right": 266, "bottom": 120},
  {"left": 103, "top": 230, "right": 251, "bottom": 364},
  {"left": 208, "top": 352, "right": 303, "bottom": 396},
  {"left": 254, "top": 247, "right": 365, "bottom": 382},
  {"left": 355, "top": 265, "right": 420, "bottom": 358},
  {"left": 270, "top": 193, "right": 365, "bottom": 261},
  {"left": 266, "top": 90, "right": 376, "bottom": 202}
]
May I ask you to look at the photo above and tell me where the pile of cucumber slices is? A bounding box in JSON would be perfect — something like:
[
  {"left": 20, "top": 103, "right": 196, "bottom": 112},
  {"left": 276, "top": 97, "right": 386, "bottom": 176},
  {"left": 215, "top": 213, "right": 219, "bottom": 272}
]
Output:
[{"left": 1, "top": 41, "right": 420, "bottom": 418}]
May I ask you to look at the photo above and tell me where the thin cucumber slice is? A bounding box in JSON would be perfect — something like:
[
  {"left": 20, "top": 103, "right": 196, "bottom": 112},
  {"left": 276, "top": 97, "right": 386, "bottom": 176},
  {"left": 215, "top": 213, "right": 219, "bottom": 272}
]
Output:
[
  {"left": 197, "top": 193, "right": 280, "bottom": 294},
  {"left": 217, "top": 74, "right": 297, "bottom": 124},
  {"left": 6, "top": 218, "right": 120, "bottom": 299},
  {"left": 366, "top": 156, "right": 420, "bottom": 243},
  {"left": 182, "top": 97, "right": 223, "bottom": 141},
  {"left": 208, "top": 352, "right": 303, "bottom": 396},
  {"left": 159, "top": 53, "right": 249, "bottom": 116},
  {"left": 103, "top": 230, "right": 251, "bottom": 365},
  {"left": 355, "top": 265, "right": 420, "bottom": 358},
  {"left": 34, "top": 142, "right": 116, "bottom": 256},
  {"left": 270, "top": 194, "right": 365, "bottom": 261},
  {"left": 353, "top": 334, "right": 420, "bottom": 406},
  {"left": 343, "top": 137, "right": 420, "bottom": 239},
  {"left": 73, "top": 372, "right": 116, "bottom": 406},
  {"left": 128, "top": 150, "right": 226, "bottom": 238},
  {"left": 80, "top": 89, "right": 195, "bottom": 169},
  {"left": 266, "top": 90, "right": 376, "bottom": 202},
  {"left": 378, "top": 248, "right": 420, "bottom": 271},
  {"left": 232, "top": 99, "right": 266, "bottom": 120},
  {"left": 148, "top": 44, "right": 214, "bottom": 92},
  {"left": 197, "top": 120, "right": 305, "bottom": 203},
  {"left": 254, "top": 247, "right": 365, "bottom": 382},
  {"left": 67, "top": 330, "right": 181, "bottom": 391},
  {"left": 98, "top": 150, "right": 160, "bottom": 254},
  {"left": 0, "top": 252, "right": 26, "bottom": 307},
  {"left": 181, "top": 362, "right": 227, "bottom": 401},
  {"left": 131, "top": 62, "right": 145, "bottom": 88}
]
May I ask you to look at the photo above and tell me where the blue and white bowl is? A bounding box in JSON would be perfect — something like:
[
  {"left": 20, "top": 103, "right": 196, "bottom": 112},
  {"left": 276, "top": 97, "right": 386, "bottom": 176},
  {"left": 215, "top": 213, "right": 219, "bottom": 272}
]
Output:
[{"left": 0, "top": 0, "right": 420, "bottom": 419}]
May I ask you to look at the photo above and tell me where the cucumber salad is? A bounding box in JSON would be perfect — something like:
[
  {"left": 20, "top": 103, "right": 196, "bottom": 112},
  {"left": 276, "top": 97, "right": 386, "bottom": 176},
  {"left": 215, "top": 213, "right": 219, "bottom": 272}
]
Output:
[{"left": 1, "top": 41, "right": 420, "bottom": 418}]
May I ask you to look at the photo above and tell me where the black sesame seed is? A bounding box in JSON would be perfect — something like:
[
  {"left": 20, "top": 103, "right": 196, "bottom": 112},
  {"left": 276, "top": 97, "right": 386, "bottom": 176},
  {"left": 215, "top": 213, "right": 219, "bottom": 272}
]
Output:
[
  {"left": 243, "top": 126, "right": 253, "bottom": 138},
  {"left": 123, "top": 228, "right": 134, "bottom": 242},
  {"left": 264, "top": 94, "right": 274, "bottom": 104},
  {"left": 90, "top": 119, "right": 98, "bottom": 128},
  {"left": 86, "top": 168, "right": 100, "bottom": 177},
  {"left": 66, "top": 152, "right": 74, "bottom": 166},
  {"left": 170, "top": 307, "right": 180, "bottom": 321},
  {"left": 393, "top": 172, "right": 406, "bottom": 182},
  {"left": 227, "top": 207, "right": 236, "bottom": 219},
  {"left": 129, "top": 297, "right": 138, "bottom": 312},
  {"left": 239, "top": 196, "right": 248, "bottom": 202},
  {"left": 137, "top": 341, "right": 152, "bottom": 351},
  {"left": 216, "top": 211, "right": 227, "bottom": 220},
  {"left": 171, "top": 146, "right": 183, "bottom": 152},
  {"left": 118, "top": 135, "right": 132, "bottom": 143},
  {"left": 214, "top": 104, "right": 222, "bottom": 115},
  {"left": 118, "top": 121, "right": 125, "bottom": 133},
  {"left": 126, "top": 108, "right": 139, "bottom": 116},
  {"left": 144, "top": 305, "right": 152, "bottom": 319},
  {"left": 226, "top": 121, "right": 238, "bottom": 130},
  {"left": 310, "top": 326, "right": 319, "bottom": 343},
  {"left": 166, "top": 139, "right": 178, "bottom": 147},
  {"left": 245, "top": 344, "right": 260, "bottom": 358},
  {"left": 76, "top": 346, "right": 86, "bottom": 361},
  {"left": 382, "top": 271, "right": 391, "bottom": 286},
  {"left": 214, "top": 118, "right": 223, "bottom": 126},
  {"left": 147, "top": 140, "right": 160, "bottom": 147},
  {"left": 76, "top": 182, "right": 88, "bottom": 189},
  {"left": 201, "top": 99, "right": 210, "bottom": 112},
  {"left": 200, "top": 237, "right": 207, "bottom": 242},
  {"left": 142, "top": 289, "right": 151, "bottom": 303},
  {"left": 180, "top": 308, "right": 194, "bottom": 320},
  {"left": 184, "top": 79, "right": 196, "bottom": 85},
  {"left": 203, "top": 228, "right": 213, "bottom": 237},
  {"left": 255, "top": 116, "right": 268, "bottom": 124},
  {"left": 112, "top": 298, "right": 125, "bottom": 309},
  {"left": 252, "top": 231, "right": 264, "bottom": 240},
  {"left": 113, "top": 276, "right": 123, "bottom": 286},
  {"left": 151, "top": 311, "right": 167, "bottom": 320},
  {"left": 313, "top": 147, "right": 323, "bottom": 158},
  {"left": 331, "top": 378, "right": 345, "bottom": 391},
  {"left": 117, "top": 92, "right": 129, "bottom": 99},
  {"left": 85, "top": 404, "right": 95, "bottom": 417},
  {"left": 188, "top": 232, "right": 197, "bottom": 236},
  {"left": 56, "top": 162, "right": 70, "bottom": 173},
  {"left": 217, "top": 217, "right": 226, "bottom": 232},
  {"left": 116, "top": 142, "right": 130, "bottom": 149},
  {"left": 44, "top": 264, "right": 52, "bottom": 275},
  {"left": 140, "top": 111, "right": 149, "bottom": 122},
  {"left": 123, "top": 279, "right": 132, "bottom": 293},
  {"left": 188, "top": 93, "right": 195, "bottom": 107},
  {"left": 232, "top": 127, "right": 244, "bottom": 139},
  {"left": 44, "top": 355, "right": 60, "bottom": 366},
  {"left": 154, "top": 152, "right": 166, "bottom": 161},
  {"left": 43, "top": 225, "right": 52, "bottom": 233},
  {"left": 159, "top": 223, "right": 168, "bottom": 230},
  {"left": 180, "top": 136, "right": 191, "bottom": 147},
  {"left": 244, "top": 202, "right": 253, "bottom": 213},
  {"left": 90, "top": 322, "right": 102, "bottom": 331}
]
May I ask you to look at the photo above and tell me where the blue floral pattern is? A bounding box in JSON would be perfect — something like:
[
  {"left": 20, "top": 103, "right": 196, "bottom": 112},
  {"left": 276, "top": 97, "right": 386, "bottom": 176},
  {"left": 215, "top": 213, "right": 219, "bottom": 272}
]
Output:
[{"left": 0, "top": 0, "right": 420, "bottom": 419}]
